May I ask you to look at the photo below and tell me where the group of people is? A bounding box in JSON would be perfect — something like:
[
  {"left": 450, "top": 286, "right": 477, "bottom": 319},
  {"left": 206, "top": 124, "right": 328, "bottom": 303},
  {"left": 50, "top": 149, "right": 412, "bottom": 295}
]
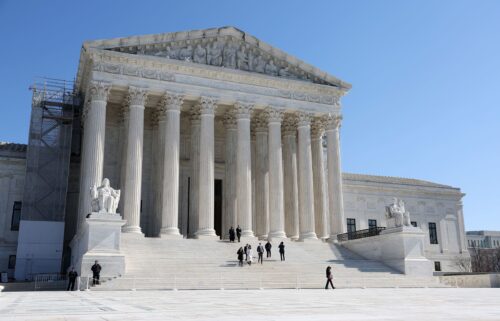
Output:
[
  {"left": 228, "top": 226, "right": 241, "bottom": 242},
  {"left": 66, "top": 260, "right": 102, "bottom": 291},
  {"left": 236, "top": 240, "right": 286, "bottom": 266}
]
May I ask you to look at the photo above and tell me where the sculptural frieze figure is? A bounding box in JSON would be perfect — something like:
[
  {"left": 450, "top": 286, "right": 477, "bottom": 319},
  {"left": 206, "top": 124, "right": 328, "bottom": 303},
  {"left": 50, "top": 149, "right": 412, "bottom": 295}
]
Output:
[
  {"left": 236, "top": 45, "right": 249, "bottom": 70},
  {"left": 193, "top": 43, "right": 207, "bottom": 64},
  {"left": 265, "top": 59, "right": 278, "bottom": 76},
  {"left": 386, "top": 197, "right": 411, "bottom": 228},
  {"left": 91, "top": 178, "right": 121, "bottom": 214},
  {"left": 207, "top": 40, "right": 223, "bottom": 66},
  {"left": 179, "top": 45, "right": 193, "bottom": 62},
  {"left": 223, "top": 41, "right": 237, "bottom": 68}
]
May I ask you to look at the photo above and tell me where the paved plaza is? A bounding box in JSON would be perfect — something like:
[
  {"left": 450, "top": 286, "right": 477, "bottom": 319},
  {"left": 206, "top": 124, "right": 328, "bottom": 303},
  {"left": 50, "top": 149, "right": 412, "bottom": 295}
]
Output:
[{"left": 0, "top": 288, "right": 499, "bottom": 320}]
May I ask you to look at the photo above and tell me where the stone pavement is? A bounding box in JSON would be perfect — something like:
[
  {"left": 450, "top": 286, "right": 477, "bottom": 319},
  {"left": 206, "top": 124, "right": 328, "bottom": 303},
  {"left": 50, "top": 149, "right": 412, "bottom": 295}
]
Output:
[{"left": 0, "top": 288, "right": 499, "bottom": 320}]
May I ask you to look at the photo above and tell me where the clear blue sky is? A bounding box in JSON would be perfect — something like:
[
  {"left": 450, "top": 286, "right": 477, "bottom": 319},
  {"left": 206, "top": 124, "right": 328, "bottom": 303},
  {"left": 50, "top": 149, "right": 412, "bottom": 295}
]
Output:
[{"left": 0, "top": 0, "right": 498, "bottom": 230}]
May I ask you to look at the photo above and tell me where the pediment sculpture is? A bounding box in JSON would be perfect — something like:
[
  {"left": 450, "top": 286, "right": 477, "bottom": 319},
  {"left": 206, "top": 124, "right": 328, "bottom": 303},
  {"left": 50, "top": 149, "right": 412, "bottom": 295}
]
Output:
[
  {"left": 385, "top": 197, "right": 412, "bottom": 228},
  {"left": 91, "top": 178, "right": 121, "bottom": 214},
  {"left": 107, "top": 37, "right": 331, "bottom": 86}
]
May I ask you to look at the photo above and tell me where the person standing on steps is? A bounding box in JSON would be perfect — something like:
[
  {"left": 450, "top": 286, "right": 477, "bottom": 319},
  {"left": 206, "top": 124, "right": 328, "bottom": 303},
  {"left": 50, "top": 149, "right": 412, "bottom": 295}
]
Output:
[
  {"left": 265, "top": 241, "right": 272, "bottom": 258},
  {"left": 325, "top": 266, "right": 335, "bottom": 289},
  {"left": 67, "top": 267, "right": 78, "bottom": 291},
  {"left": 237, "top": 247, "right": 244, "bottom": 266},
  {"left": 244, "top": 244, "right": 249, "bottom": 261},
  {"left": 229, "top": 226, "right": 235, "bottom": 242},
  {"left": 236, "top": 225, "right": 242, "bottom": 242},
  {"left": 278, "top": 241, "right": 285, "bottom": 261},
  {"left": 257, "top": 243, "right": 264, "bottom": 264},
  {"left": 247, "top": 245, "right": 253, "bottom": 266},
  {"left": 91, "top": 260, "right": 102, "bottom": 286}
]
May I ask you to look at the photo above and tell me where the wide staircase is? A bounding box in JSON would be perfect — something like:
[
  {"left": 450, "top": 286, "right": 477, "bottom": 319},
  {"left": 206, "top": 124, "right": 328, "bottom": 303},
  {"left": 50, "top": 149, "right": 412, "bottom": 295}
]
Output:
[{"left": 93, "top": 234, "right": 445, "bottom": 290}]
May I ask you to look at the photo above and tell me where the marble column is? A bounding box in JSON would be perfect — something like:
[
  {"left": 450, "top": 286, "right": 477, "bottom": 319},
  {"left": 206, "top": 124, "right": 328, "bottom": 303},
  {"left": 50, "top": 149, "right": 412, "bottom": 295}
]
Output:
[
  {"left": 296, "top": 112, "right": 317, "bottom": 241},
  {"left": 324, "top": 114, "right": 346, "bottom": 238},
  {"left": 122, "top": 87, "right": 148, "bottom": 234},
  {"left": 311, "top": 119, "right": 328, "bottom": 239},
  {"left": 189, "top": 106, "right": 201, "bottom": 238},
  {"left": 195, "top": 97, "right": 218, "bottom": 238},
  {"left": 282, "top": 115, "right": 300, "bottom": 240},
  {"left": 152, "top": 110, "right": 163, "bottom": 236},
  {"left": 77, "top": 81, "right": 111, "bottom": 229},
  {"left": 264, "top": 107, "right": 287, "bottom": 240},
  {"left": 159, "top": 92, "right": 183, "bottom": 237},
  {"left": 235, "top": 102, "right": 254, "bottom": 238},
  {"left": 253, "top": 114, "right": 269, "bottom": 239},
  {"left": 223, "top": 111, "right": 237, "bottom": 239}
]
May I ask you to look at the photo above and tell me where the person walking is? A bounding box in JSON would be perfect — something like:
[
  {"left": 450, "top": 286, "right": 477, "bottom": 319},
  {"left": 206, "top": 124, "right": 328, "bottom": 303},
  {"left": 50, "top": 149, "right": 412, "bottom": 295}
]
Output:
[
  {"left": 229, "top": 226, "right": 235, "bottom": 242},
  {"left": 325, "top": 266, "right": 335, "bottom": 289},
  {"left": 265, "top": 241, "right": 272, "bottom": 258},
  {"left": 278, "top": 241, "right": 285, "bottom": 261},
  {"left": 67, "top": 267, "right": 78, "bottom": 291},
  {"left": 247, "top": 245, "right": 253, "bottom": 266},
  {"left": 236, "top": 225, "right": 242, "bottom": 242},
  {"left": 257, "top": 243, "right": 264, "bottom": 264},
  {"left": 237, "top": 247, "right": 244, "bottom": 266},
  {"left": 244, "top": 244, "right": 249, "bottom": 261},
  {"left": 91, "top": 260, "right": 102, "bottom": 286}
]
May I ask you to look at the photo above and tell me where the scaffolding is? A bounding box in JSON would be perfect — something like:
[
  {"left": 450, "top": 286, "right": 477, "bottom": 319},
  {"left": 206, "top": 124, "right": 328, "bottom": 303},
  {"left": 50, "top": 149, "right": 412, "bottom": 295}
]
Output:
[{"left": 21, "top": 78, "right": 80, "bottom": 222}]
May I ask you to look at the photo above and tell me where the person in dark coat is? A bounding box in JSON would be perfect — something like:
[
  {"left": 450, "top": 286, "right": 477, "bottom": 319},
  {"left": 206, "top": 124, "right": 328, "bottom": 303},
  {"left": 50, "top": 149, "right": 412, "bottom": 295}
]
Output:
[
  {"left": 278, "top": 242, "right": 285, "bottom": 261},
  {"left": 257, "top": 243, "right": 264, "bottom": 264},
  {"left": 91, "top": 260, "right": 102, "bottom": 286},
  {"left": 236, "top": 225, "right": 242, "bottom": 242},
  {"left": 67, "top": 267, "right": 78, "bottom": 291},
  {"left": 244, "top": 244, "right": 249, "bottom": 261},
  {"left": 237, "top": 247, "right": 244, "bottom": 266},
  {"left": 229, "top": 226, "right": 235, "bottom": 242},
  {"left": 265, "top": 241, "right": 272, "bottom": 258},
  {"left": 325, "top": 266, "right": 335, "bottom": 289}
]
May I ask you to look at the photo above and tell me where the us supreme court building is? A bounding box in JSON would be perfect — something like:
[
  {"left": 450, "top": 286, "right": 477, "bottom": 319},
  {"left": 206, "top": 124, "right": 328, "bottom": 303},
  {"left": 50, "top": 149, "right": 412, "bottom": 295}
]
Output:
[{"left": 0, "top": 27, "right": 470, "bottom": 282}]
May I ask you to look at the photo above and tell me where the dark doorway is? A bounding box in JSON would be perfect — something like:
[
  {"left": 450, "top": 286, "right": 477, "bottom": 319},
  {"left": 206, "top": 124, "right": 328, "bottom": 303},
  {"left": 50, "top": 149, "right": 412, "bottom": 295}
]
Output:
[{"left": 214, "top": 179, "right": 223, "bottom": 239}]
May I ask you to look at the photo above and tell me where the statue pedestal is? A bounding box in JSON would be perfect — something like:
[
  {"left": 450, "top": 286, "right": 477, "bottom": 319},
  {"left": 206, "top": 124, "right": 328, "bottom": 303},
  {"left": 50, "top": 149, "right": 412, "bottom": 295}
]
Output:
[
  {"left": 341, "top": 226, "right": 433, "bottom": 277},
  {"left": 70, "top": 213, "right": 126, "bottom": 279}
]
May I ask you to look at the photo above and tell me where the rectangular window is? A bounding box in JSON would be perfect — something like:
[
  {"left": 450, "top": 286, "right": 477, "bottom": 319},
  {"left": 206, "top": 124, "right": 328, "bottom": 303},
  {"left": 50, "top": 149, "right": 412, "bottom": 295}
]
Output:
[
  {"left": 429, "top": 222, "right": 438, "bottom": 244},
  {"left": 347, "top": 218, "right": 356, "bottom": 233},
  {"left": 8, "top": 255, "right": 16, "bottom": 269},
  {"left": 11, "top": 201, "right": 22, "bottom": 231},
  {"left": 411, "top": 221, "right": 417, "bottom": 227},
  {"left": 368, "top": 219, "right": 377, "bottom": 229},
  {"left": 434, "top": 261, "right": 441, "bottom": 272}
]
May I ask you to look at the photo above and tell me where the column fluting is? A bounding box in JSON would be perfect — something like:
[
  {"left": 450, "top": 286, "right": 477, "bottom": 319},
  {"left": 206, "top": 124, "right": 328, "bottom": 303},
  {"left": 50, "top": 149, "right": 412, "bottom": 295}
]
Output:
[
  {"left": 264, "top": 107, "right": 287, "bottom": 240},
  {"left": 189, "top": 106, "right": 201, "bottom": 238},
  {"left": 253, "top": 114, "right": 269, "bottom": 239},
  {"left": 195, "top": 97, "right": 218, "bottom": 238},
  {"left": 223, "top": 111, "right": 237, "bottom": 239},
  {"left": 77, "top": 81, "right": 110, "bottom": 229},
  {"left": 324, "top": 114, "right": 346, "bottom": 238},
  {"left": 122, "top": 86, "right": 148, "bottom": 234},
  {"left": 296, "top": 112, "right": 317, "bottom": 241},
  {"left": 311, "top": 118, "right": 329, "bottom": 239},
  {"left": 235, "top": 102, "right": 255, "bottom": 238},
  {"left": 282, "top": 115, "right": 300, "bottom": 240},
  {"left": 159, "top": 92, "right": 184, "bottom": 237}
]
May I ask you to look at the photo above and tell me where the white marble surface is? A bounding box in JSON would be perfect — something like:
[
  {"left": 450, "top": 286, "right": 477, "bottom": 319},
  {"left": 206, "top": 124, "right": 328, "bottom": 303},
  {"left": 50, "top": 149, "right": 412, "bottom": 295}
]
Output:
[{"left": 0, "top": 289, "right": 499, "bottom": 320}]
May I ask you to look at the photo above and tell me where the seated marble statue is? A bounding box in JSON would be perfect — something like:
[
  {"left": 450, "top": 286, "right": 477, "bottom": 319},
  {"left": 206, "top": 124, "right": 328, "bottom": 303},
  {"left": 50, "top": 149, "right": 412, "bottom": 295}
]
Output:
[
  {"left": 386, "top": 197, "right": 412, "bottom": 228},
  {"left": 90, "top": 178, "right": 120, "bottom": 214}
]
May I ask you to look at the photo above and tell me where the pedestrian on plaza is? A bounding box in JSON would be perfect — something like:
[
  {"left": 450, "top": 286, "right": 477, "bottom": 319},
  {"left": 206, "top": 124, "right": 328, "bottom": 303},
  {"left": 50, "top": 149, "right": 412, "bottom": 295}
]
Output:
[
  {"left": 278, "top": 241, "right": 285, "bottom": 261},
  {"left": 257, "top": 243, "right": 264, "bottom": 264},
  {"left": 91, "top": 260, "right": 102, "bottom": 286},
  {"left": 244, "top": 244, "right": 249, "bottom": 261},
  {"left": 236, "top": 225, "right": 242, "bottom": 242},
  {"left": 265, "top": 241, "right": 272, "bottom": 258},
  {"left": 325, "top": 266, "right": 335, "bottom": 289},
  {"left": 229, "top": 226, "right": 235, "bottom": 242},
  {"left": 237, "top": 247, "right": 244, "bottom": 266},
  {"left": 67, "top": 267, "right": 78, "bottom": 291},
  {"left": 247, "top": 245, "right": 253, "bottom": 266}
]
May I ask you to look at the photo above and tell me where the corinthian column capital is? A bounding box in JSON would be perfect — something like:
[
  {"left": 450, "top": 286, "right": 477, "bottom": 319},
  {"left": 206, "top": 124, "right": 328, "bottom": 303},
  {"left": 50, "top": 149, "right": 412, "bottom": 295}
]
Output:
[
  {"left": 87, "top": 81, "right": 111, "bottom": 102},
  {"left": 234, "top": 102, "right": 254, "bottom": 119},
  {"left": 199, "top": 96, "right": 218, "bottom": 115},
  {"left": 126, "top": 86, "right": 149, "bottom": 107},
  {"left": 311, "top": 118, "right": 326, "bottom": 139},
  {"left": 296, "top": 111, "right": 313, "bottom": 127},
  {"left": 223, "top": 110, "right": 237, "bottom": 129},
  {"left": 159, "top": 92, "right": 184, "bottom": 112},
  {"left": 323, "top": 113, "right": 342, "bottom": 131},
  {"left": 282, "top": 115, "right": 298, "bottom": 136},
  {"left": 263, "top": 107, "right": 284, "bottom": 124}
]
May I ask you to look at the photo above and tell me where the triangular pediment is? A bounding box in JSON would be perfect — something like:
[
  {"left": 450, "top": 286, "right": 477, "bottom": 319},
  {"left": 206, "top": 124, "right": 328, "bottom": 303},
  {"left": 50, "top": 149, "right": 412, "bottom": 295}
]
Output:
[{"left": 83, "top": 26, "right": 351, "bottom": 90}]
